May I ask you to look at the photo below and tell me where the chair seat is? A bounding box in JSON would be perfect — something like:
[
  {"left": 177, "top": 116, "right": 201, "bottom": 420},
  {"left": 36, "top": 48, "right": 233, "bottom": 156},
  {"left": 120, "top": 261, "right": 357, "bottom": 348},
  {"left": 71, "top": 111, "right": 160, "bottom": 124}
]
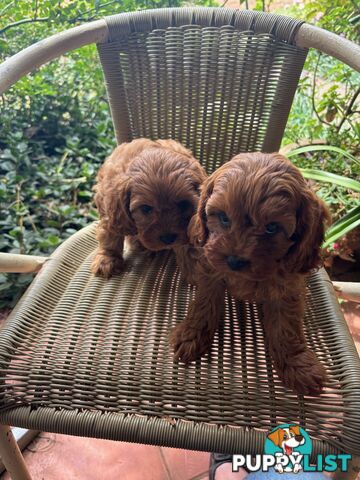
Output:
[{"left": 0, "top": 222, "right": 359, "bottom": 458}]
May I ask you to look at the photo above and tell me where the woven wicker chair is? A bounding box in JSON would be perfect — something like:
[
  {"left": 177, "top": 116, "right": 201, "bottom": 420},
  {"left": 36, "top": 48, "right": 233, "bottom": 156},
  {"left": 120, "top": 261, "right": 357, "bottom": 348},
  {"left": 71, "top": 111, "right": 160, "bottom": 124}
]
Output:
[{"left": 0, "top": 7, "right": 359, "bottom": 480}]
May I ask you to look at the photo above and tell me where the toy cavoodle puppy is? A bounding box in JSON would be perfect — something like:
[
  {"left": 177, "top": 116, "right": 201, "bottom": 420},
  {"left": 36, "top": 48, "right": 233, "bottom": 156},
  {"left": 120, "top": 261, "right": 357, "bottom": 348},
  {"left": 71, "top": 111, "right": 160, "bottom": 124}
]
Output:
[
  {"left": 171, "top": 152, "right": 331, "bottom": 396},
  {"left": 92, "top": 138, "right": 206, "bottom": 279}
]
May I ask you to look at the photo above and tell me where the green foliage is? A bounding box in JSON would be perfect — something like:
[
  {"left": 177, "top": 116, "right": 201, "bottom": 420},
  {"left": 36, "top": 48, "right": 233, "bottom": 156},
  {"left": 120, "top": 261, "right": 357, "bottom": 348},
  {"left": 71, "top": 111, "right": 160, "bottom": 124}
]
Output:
[
  {"left": 288, "top": 143, "right": 359, "bottom": 251},
  {"left": 324, "top": 206, "right": 360, "bottom": 249},
  {"left": 287, "top": 145, "right": 359, "bottom": 167},
  {"left": 0, "top": 0, "right": 213, "bottom": 307},
  {"left": 299, "top": 169, "right": 360, "bottom": 193},
  {"left": 297, "top": 167, "right": 360, "bottom": 248},
  {"left": 282, "top": 0, "right": 359, "bottom": 154},
  {"left": 280, "top": 0, "right": 359, "bottom": 253}
]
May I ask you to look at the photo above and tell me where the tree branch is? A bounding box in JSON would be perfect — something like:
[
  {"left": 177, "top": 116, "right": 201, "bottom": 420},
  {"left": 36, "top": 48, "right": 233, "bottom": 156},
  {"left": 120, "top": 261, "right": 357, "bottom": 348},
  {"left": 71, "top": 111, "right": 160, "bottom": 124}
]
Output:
[
  {"left": 312, "top": 52, "right": 332, "bottom": 127},
  {"left": 337, "top": 86, "right": 360, "bottom": 132},
  {"left": 67, "top": 0, "right": 119, "bottom": 24},
  {"left": 0, "top": 0, "right": 119, "bottom": 34},
  {"left": 0, "top": 17, "right": 49, "bottom": 35}
]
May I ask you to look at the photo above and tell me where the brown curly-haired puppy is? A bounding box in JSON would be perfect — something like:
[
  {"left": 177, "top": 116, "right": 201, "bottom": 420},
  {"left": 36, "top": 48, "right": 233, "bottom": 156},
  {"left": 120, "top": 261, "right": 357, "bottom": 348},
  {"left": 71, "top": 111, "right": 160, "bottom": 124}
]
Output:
[
  {"left": 92, "top": 138, "right": 206, "bottom": 279},
  {"left": 171, "top": 152, "right": 331, "bottom": 396}
]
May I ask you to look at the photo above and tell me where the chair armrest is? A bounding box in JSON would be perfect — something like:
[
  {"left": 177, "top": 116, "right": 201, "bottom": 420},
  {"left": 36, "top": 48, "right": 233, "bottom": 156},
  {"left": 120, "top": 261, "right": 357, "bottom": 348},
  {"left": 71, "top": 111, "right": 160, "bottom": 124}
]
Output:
[
  {"left": 295, "top": 23, "right": 360, "bottom": 72},
  {"left": 0, "top": 253, "right": 48, "bottom": 273},
  {"left": 0, "top": 9, "right": 359, "bottom": 97},
  {"left": 0, "top": 19, "right": 108, "bottom": 95}
]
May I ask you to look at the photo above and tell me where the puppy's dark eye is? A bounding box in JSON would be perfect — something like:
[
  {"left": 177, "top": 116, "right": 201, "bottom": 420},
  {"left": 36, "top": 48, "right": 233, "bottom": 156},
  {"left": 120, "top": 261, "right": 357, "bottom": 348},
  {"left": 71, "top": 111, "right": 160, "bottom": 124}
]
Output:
[
  {"left": 218, "top": 211, "right": 231, "bottom": 228},
  {"left": 177, "top": 200, "right": 191, "bottom": 212},
  {"left": 265, "top": 222, "right": 279, "bottom": 234},
  {"left": 139, "top": 204, "right": 153, "bottom": 215}
]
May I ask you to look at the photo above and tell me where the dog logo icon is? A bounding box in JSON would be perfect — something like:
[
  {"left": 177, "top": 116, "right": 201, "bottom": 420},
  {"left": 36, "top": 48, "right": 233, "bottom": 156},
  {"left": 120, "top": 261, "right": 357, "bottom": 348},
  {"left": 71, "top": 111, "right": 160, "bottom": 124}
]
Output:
[
  {"left": 233, "top": 423, "right": 350, "bottom": 474},
  {"left": 264, "top": 424, "right": 312, "bottom": 474}
]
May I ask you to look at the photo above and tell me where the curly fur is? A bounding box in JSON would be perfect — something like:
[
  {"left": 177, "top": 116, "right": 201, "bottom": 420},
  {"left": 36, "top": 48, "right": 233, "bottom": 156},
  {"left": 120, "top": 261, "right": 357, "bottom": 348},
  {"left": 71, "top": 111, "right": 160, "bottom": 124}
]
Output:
[
  {"left": 171, "top": 152, "right": 331, "bottom": 396},
  {"left": 92, "top": 138, "right": 206, "bottom": 278}
]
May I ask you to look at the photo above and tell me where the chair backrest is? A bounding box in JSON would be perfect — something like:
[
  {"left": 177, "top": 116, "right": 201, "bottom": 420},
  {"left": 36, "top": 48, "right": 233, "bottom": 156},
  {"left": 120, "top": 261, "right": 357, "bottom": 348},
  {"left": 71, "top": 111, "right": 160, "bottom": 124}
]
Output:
[{"left": 97, "top": 7, "right": 308, "bottom": 173}]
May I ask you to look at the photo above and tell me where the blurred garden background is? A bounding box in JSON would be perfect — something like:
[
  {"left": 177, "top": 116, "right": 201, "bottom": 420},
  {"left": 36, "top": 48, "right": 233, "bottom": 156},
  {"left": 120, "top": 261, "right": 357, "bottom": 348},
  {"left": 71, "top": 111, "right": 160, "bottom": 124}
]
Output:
[{"left": 0, "top": 0, "right": 359, "bottom": 308}]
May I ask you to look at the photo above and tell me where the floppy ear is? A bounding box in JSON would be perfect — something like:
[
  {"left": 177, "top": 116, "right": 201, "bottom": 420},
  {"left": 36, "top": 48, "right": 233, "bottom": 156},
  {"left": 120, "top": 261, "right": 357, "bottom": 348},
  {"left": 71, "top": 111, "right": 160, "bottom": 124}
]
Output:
[
  {"left": 267, "top": 429, "right": 282, "bottom": 447},
  {"left": 189, "top": 160, "right": 207, "bottom": 193},
  {"left": 188, "top": 176, "right": 214, "bottom": 246},
  {"left": 289, "top": 425, "right": 301, "bottom": 436},
  {"left": 285, "top": 188, "right": 331, "bottom": 274},
  {"left": 94, "top": 174, "right": 137, "bottom": 236}
]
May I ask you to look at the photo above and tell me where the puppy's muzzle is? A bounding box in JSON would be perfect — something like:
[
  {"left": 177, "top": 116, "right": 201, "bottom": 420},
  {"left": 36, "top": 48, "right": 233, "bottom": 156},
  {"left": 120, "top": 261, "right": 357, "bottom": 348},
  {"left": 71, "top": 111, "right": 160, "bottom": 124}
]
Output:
[
  {"left": 160, "top": 233, "right": 177, "bottom": 245},
  {"left": 226, "top": 256, "right": 250, "bottom": 271}
]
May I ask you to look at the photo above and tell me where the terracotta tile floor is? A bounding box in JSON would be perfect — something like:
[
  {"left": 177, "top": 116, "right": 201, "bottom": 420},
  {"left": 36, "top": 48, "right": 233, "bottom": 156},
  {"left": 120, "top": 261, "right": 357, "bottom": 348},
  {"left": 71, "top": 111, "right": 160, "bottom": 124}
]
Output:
[{"left": 0, "top": 302, "right": 359, "bottom": 480}]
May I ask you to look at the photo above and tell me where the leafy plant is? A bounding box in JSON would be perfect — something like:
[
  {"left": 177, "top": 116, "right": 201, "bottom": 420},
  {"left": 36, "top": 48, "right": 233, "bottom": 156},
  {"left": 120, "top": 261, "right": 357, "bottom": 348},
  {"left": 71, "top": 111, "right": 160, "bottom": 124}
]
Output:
[
  {"left": 280, "top": 0, "right": 359, "bottom": 262},
  {"left": 324, "top": 206, "right": 360, "bottom": 249},
  {"left": 288, "top": 144, "right": 360, "bottom": 250},
  {"left": 282, "top": 0, "right": 359, "bottom": 156},
  {"left": 0, "top": 0, "right": 213, "bottom": 308},
  {"left": 287, "top": 145, "right": 359, "bottom": 167}
]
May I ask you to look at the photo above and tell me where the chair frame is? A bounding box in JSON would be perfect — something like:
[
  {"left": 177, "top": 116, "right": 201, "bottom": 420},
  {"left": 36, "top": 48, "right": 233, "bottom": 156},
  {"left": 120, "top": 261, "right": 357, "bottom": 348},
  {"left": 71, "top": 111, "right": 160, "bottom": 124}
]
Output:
[
  {"left": 1, "top": 15, "right": 360, "bottom": 97},
  {"left": 0, "top": 7, "right": 359, "bottom": 480}
]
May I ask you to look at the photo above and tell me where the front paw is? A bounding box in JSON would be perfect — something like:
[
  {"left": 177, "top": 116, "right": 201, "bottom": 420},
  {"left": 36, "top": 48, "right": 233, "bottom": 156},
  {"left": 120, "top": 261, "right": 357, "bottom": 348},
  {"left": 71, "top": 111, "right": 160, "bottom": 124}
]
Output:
[
  {"left": 277, "top": 349, "right": 327, "bottom": 396},
  {"left": 91, "top": 252, "right": 125, "bottom": 278},
  {"left": 170, "top": 322, "right": 213, "bottom": 363}
]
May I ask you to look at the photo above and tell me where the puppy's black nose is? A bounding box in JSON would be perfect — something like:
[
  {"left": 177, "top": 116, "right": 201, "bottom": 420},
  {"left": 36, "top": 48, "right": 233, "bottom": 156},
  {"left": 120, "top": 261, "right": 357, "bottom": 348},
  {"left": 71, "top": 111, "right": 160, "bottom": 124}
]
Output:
[
  {"left": 295, "top": 435, "right": 303, "bottom": 442},
  {"left": 160, "top": 233, "right": 177, "bottom": 245},
  {"left": 226, "top": 256, "right": 250, "bottom": 271}
]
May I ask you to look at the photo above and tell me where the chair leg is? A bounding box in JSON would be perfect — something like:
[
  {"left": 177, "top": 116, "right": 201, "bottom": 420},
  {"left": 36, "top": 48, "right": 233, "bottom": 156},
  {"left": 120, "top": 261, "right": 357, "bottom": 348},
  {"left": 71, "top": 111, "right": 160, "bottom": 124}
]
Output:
[
  {"left": 209, "top": 453, "right": 233, "bottom": 480},
  {"left": 333, "top": 455, "right": 360, "bottom": 480},
  {"left": 0, "top": 425, "right": 32, "bottom": 480}
]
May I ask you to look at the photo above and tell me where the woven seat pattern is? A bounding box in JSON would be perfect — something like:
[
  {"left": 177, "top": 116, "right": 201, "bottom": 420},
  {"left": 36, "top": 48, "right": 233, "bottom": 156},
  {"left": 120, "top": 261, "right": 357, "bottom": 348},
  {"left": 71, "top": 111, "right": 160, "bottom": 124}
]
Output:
[
  {"left": 0, "top": 223, "right": 359, "bottom": 457},
  {"left": 0, "top": 8, "right": 360, "bottom": 466}
]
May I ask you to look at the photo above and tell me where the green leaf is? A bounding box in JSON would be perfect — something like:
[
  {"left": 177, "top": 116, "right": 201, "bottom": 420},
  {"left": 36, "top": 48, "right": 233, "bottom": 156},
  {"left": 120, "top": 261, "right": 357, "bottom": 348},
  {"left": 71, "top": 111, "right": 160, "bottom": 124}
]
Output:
[
  {"left": 299, "top": 169, "right": 360, "bottom": 192},
  {"left": 287, "top": 145, "right": 360, "bottom": 166},
  {"left": 0, "top": 282, "right": 14, "bottom": 292},
  {"left": 46, "top": 235, "right": 60, "bottom": 246},
  {"left": 325, "top": 206, "right": 360, "bottom": 245},
  {"left": 324, "top": 205, "right": 360, "bottom": 248},
  {"left": 329, "top": 205, "right": 360, "bottom": 231},
  {"left": 0, "top": 38, "right": 9, "bottom": 53},
  {"left": 78, "top": 190, "right": 92, "bottom": 197},
  {"left": 17, "top": 273, "right": 35, "bottom": 285},
  {"left": 349, "top": 14, "right": 360, "bottom": 24},
  {"left": 324, "top": 218, "right": 360, "bottom": 248}
]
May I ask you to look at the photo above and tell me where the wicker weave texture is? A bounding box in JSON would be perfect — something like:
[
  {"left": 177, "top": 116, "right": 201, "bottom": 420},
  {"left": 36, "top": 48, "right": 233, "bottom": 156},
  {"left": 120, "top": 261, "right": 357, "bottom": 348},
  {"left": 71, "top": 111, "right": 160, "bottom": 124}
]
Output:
[
  {"left": 0, "top": 223, "right": 359, "bottom": 456},
  {"left": 1, "top": 7, "right": 359, "bottom": 461},
  {"left": 97, "top": 8, "right": 308, "bottom": 171}
]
